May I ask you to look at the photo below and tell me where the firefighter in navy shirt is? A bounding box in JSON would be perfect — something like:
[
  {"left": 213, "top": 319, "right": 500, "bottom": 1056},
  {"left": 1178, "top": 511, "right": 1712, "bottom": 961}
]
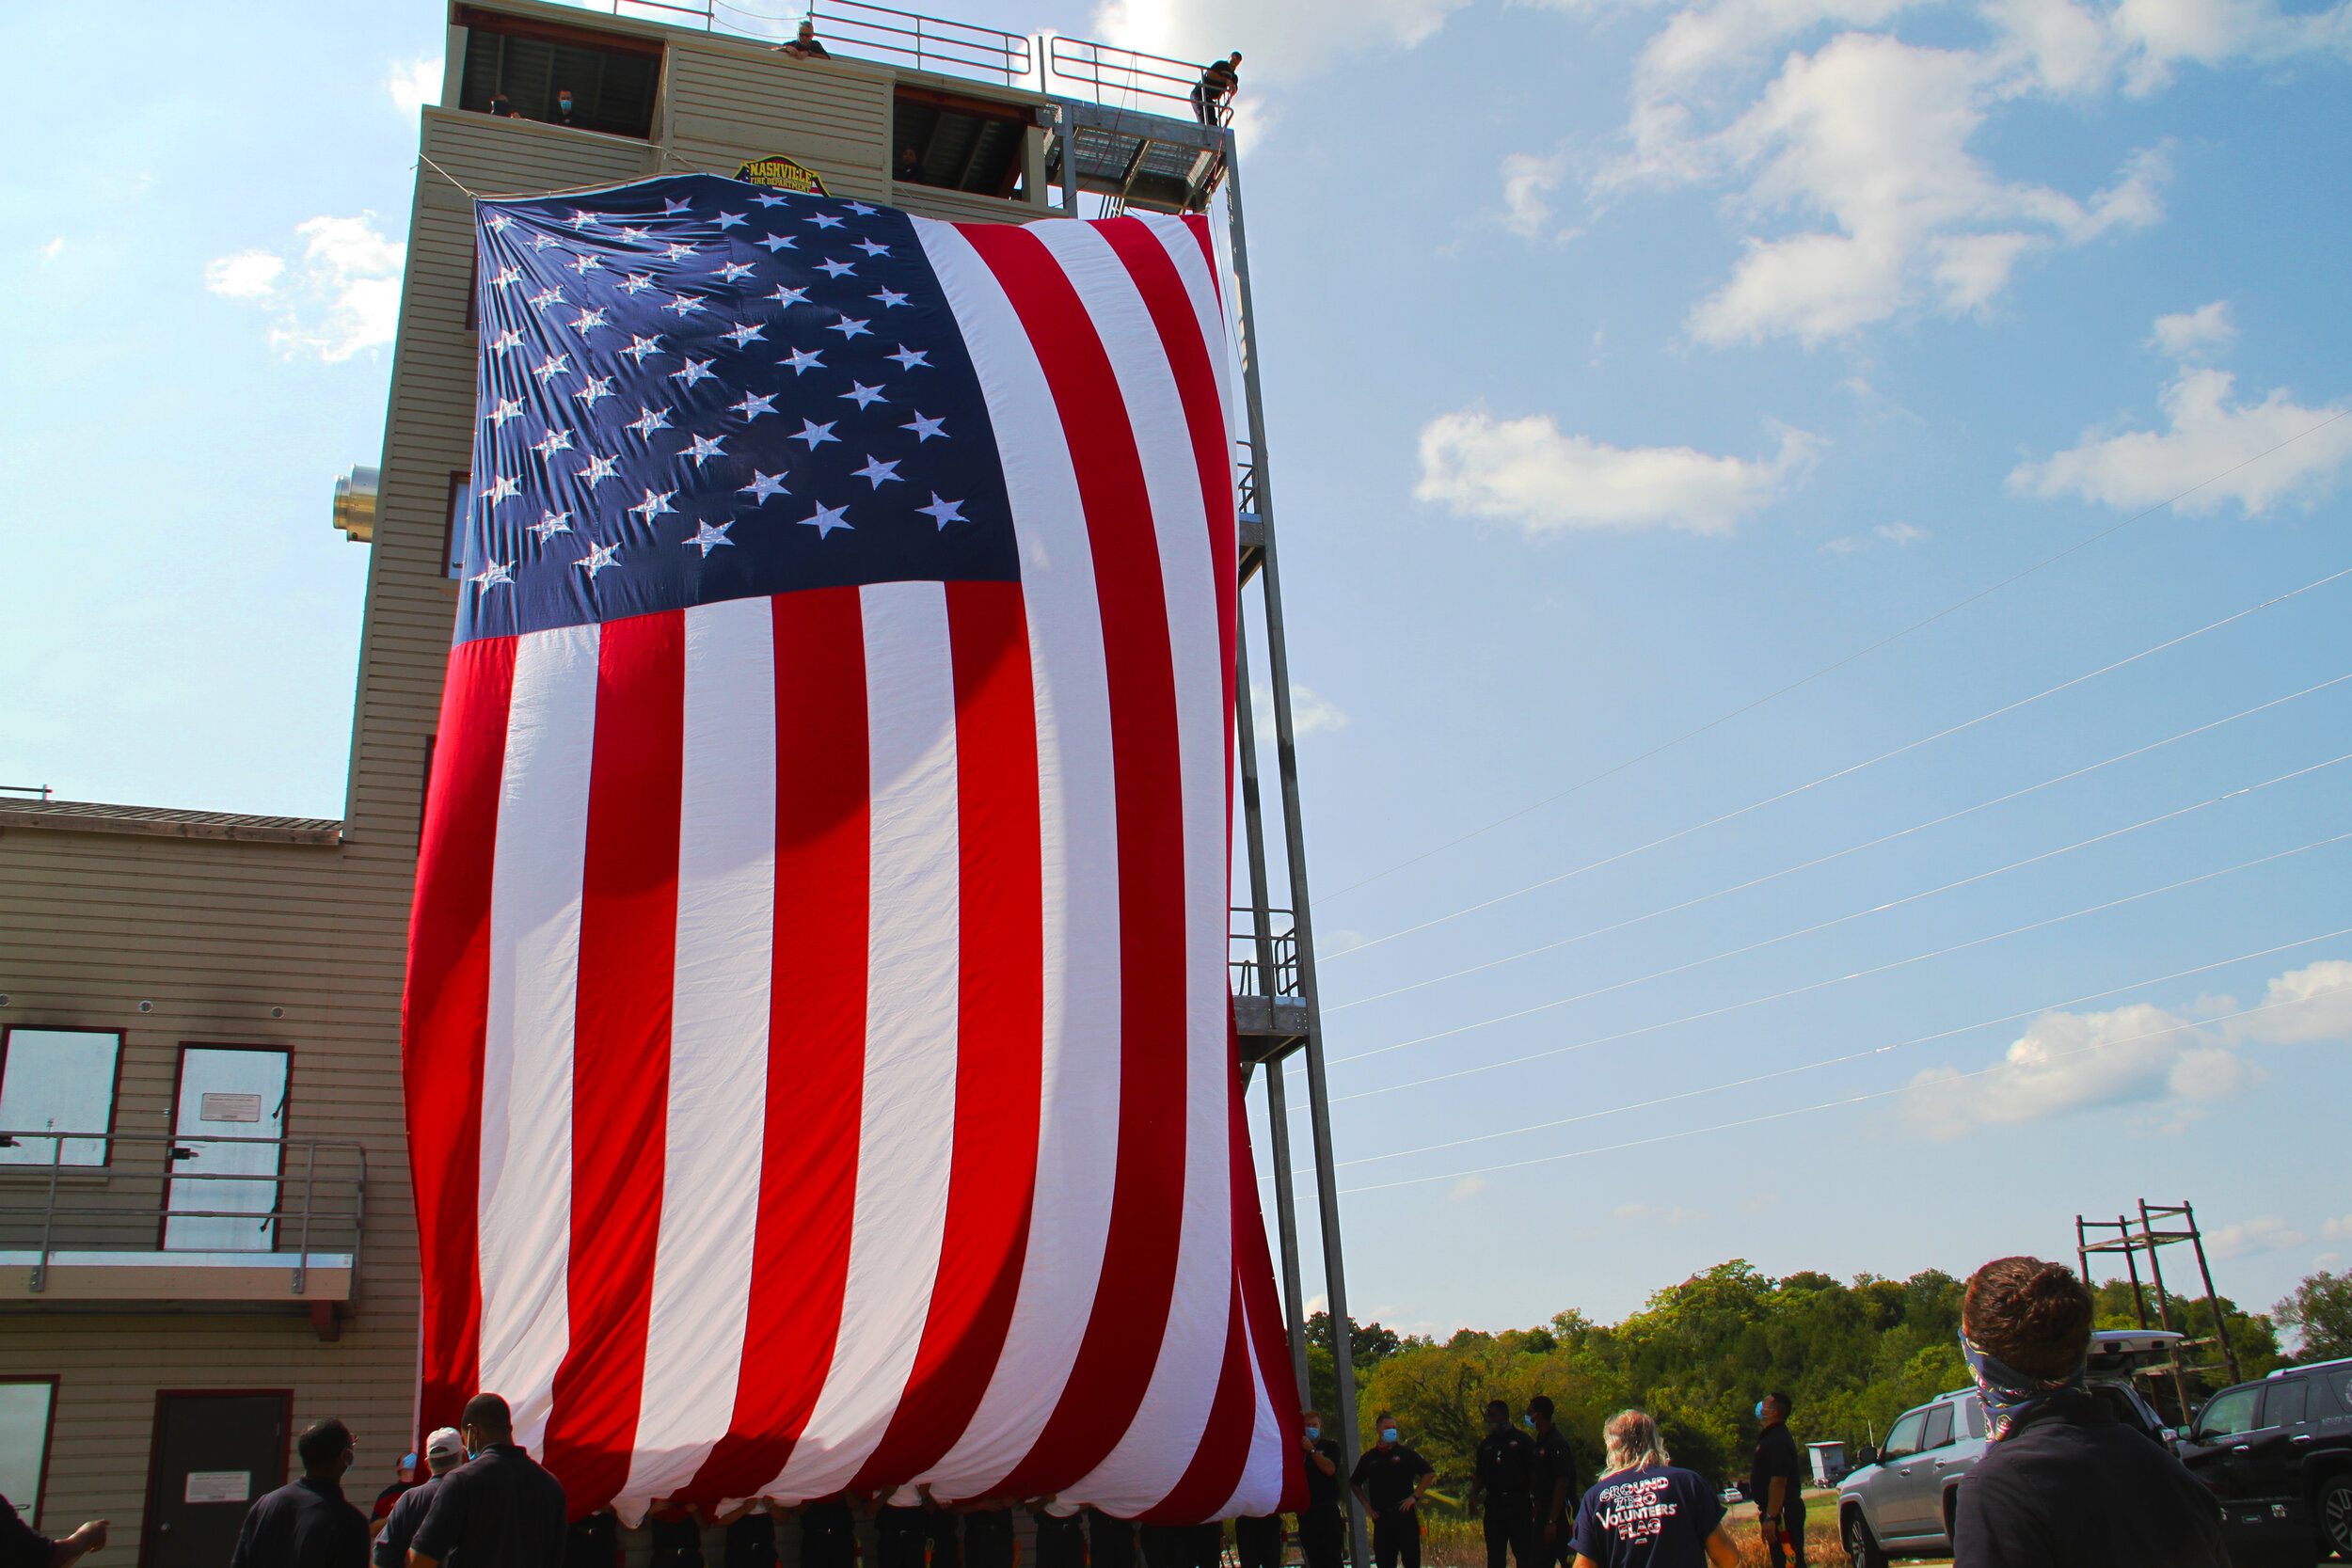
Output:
[
  {"left": 1296, "top": 1409, "right": 1347, "bottom": 1568},
  {"left": 1748, "top": 1393, "right": 1804, "bottom": 1568},
  {"left": 1350, "top": 1413, "right": 1434, "bottom": 1568},
  {"left": 1526, "top": 1397, "right": 1580, "bottom": 1568},
  {"left": 1468, "top": 1400, "right": 1536, "bottom": 1568}
]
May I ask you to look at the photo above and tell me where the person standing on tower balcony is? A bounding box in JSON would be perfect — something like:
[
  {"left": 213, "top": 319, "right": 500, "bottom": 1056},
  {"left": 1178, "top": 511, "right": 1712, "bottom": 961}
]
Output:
[
  {"left": 1190, "top": 54, "right": 1240, "bottom": 125},
  {"left": 776, "top": 20, "right": 831, "bottom": 59}
]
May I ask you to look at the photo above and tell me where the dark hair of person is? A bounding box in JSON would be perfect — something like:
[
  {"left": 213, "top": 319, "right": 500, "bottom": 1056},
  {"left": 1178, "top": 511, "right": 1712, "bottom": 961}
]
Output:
[
  {"left": 296, "top": 1419, "right": 352, "bottom": 1473},
  {"left": 1528, "top": 1395, "right": 1554, "bottom": 1419},
  {"left": 1486, "top": 1399, "right": 1510, "bottom": 1417},
  {"left": 462, "top": 1391, "right": 516, "bottom": 1438},
  {"left": 1772, "top": 1391, "right": 1793, "bottom": 1415},
  {"left": 1963, "top": 1256, "right": 2095, "bottom": 1379}
]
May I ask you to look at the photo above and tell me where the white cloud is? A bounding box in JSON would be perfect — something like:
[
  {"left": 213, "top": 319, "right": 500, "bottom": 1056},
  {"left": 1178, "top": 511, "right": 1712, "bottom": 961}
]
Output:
[
  {"left": 1876, "top": 520, "right": 1929, "bottom": 543},
  {"left": 1447, "top": 1176, "right": 1491, "bottom": 1202},
  {"left": 2151, "top": 299, "right": 2237, "bottom": 358},
  {"left": 1501, "top": 150, "right": 1572, "bottom": 240},
  {"left": 2208, "top": 1214, "right": 2310, "bottom": 1259},
  {"left": 2320, "top": 1215, "right": 2352, "bottom": 1242},
  {"left": 2233, "top": 959, "right": 2352, "bottom": 1044},
  {"left": 388, "top": 54, "right": 443, "bottom": 116},
  {"left": 1906, "top": 957, "right": 2352, "bottom": 1139},
  {"left": 1905, "top": 1000, "right": 2264, "bottom": 1138},
  {"left": 2009, "top": 365, "right": 2352, "bottom": 515},
  {"left": 1417, "top": 409, "right": 1817, "bottom": 536},
  {"left": 1089, "top": 0, "right": 1465, "bottom": 83},
  {"left": 202, "top": 249, "right": 285, "bottom": 299},
  {"left": 204, "top": 213, "right": 405, "bottom": 363},
  {"left": 40, "top": 236, "right": 65, "bottom": 262},
  {"left": 1661, "top": 33, "right": 2167, "bottom": 345},
  {"left": 1251, "top": 680, "right": 1351, "bottom": 737}
]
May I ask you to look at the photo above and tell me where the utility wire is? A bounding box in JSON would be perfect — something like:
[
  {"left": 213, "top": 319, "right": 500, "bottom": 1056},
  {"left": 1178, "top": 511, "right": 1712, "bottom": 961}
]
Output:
[
  {"left": 1325, "top": 564, "right": 2352, "bottom": 965},
  {"left": 1328, "top": 981, "right": 2347, "bottom": 1196},
  {"left": 1328, "top": 672, "right": 2352, "bottom": 1012},
  {"left": 1320, "top": 828, "right": 2352, "bottom": 1101},
  {"left": 1327, "top": 753, "right": 2351, "bottom": 1068},
  {"left": 1332, "top": 927, "right": 2352, "bottom": 1169},
  {"left": 1311, "top": 410, "right": 2352, "bottom": 910}
]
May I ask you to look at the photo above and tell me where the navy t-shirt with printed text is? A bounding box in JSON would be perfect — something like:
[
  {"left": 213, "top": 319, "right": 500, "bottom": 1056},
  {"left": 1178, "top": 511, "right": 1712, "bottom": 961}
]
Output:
[{"left": 1570, "top": 1465, "right": 1724, "bottom": 1568}]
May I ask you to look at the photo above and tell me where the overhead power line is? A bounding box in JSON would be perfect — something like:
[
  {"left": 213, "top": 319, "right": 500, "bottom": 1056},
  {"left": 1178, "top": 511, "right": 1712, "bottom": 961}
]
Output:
[
  {"left": 1312, "top": 411, "right": 2352, "bottom": 911},
  {"left": 1327, "top": 671, "right": 2352, "bottom": 1012},
  {"left": 1332, "top": 927, "right": 2352, "bottom": 1170},
  {"left": 1327, "top": 754, "right": 2350, "bottom": 1069},
  {"left": 1327, "top": 976, "right": 2352, "bottom": 1196},
  {"left": 1326, "top": 563, "right": 2352, "bottom": 964},
  {"left": 1320, "top": 828, "right": 2352, "bottom": 1101}
]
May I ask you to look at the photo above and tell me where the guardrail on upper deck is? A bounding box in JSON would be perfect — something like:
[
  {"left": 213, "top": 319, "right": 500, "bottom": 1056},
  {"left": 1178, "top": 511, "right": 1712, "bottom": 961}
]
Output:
[{"left": 603, "top": 0, "right": 1035, "bottom": 86}]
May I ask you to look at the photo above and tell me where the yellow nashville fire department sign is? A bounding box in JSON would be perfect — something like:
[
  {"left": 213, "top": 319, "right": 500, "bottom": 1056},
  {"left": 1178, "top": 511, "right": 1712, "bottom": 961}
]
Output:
[{"left": 737, "top": 154, "right": 830, "bottom": 196}]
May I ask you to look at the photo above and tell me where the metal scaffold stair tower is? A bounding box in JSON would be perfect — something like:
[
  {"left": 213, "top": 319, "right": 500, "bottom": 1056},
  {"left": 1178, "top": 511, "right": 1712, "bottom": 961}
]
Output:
[{"left": 2078, "top": 1199, "right": 2245, "bottom": 1418}]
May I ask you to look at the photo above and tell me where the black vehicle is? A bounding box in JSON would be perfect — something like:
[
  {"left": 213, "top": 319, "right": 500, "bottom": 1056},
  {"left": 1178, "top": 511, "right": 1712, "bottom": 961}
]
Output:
[{"left": 2177, "top": 1358, "right": 2352, "bottom": 1566}]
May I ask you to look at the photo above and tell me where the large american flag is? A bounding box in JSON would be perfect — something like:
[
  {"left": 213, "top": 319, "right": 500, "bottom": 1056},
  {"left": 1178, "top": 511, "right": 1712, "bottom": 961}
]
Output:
[{"left": 401, "top": 174, "right": 1300, "bottom": 1521}]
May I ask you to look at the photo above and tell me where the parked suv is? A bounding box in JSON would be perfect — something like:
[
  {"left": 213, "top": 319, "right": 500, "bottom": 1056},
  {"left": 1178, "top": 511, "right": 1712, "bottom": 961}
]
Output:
[
  {"left": 2177, "top": 1358, "right": 2352, "bottom": 1566},
  {"left": 1837, "top": 1329, "right": 2180, "bottom": 1565}
]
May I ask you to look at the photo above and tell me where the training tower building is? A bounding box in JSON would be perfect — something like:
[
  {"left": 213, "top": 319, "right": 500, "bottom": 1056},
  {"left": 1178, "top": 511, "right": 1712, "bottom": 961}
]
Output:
[{"left": 0, "top": 3, "right": 1356, "bottom": 1561}]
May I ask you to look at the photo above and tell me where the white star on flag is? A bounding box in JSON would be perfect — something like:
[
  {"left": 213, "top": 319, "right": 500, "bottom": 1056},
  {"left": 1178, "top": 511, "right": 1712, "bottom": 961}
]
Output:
[
  {"left": 733, "top": 391, "right": 779, "bottom": 420},
  {"left": 532, "top": 430, "right": 576, "bottom": 457},
  {"left": 470, "top": 560, "right": 514, "bottom": 590},
  {"left": 490, "top": 328, "right": 524, "bottom": 352},
  {"left": 681, "top": 434, "right": 728, "bottom": 467},
  {"left": 723, "top": 322, "right": 767, "bottom": 348},
  {"left": 854, "top": 238, "right": 891, "bottom": 257},
  {"left": 739, "top": 470, "right": 789, "bottom": 502},
  {"left": 569, "top": 252, "right": 603, "bottom": 274},
  {"left": 665, "top": 294, "right": 707, "bottom": 317},
  {"left": 817, "top": 258, "right": 857, "bottom": 278},
  {"left": 629, "top": 487, "right": 678, "bottom": 521},
  {"left": 666, "top": 241, "right": 697, "bottom": 259},
  {"left": 664, "top": 198, "right": 691, "bottom": 214},
  {"left": 486, "top": 397, "right": 526, "bottom": 426},
  {"left": 532, "top": 354, "right": 572, "bottom": 382},
  {"left": 792, "top": 420, "right": 840, "bottom": 448},
  {"left": 686, "top": 518, "right": 736, "bottom": 555},
  {"left": 917, "top": 494, "right": 967, "bottom": 528},
  {"left": 573, "top": 308, "right": 612, "bottom": 333},
  {"left": 715, "top": 212, "right": 748, "bottom": 230},
  {"left": 568, "top": 209, "right": 600, "bottom": 229},
  {"left": 756, "top": 234, "right": 795, "bottom": 253},
  {"left": 628, "top": 406, "right": 674, "bottom": 437},
  {"left": 798, "top": 500, "right": 851, "bottom": 537},
  {"left": 622, "top": 336, "right": 665, "bottom": 365},
  {"left": 529, "top": 287, "right": 565, "bottom": 311},
  {"left": 840, "top": 381, "right": 887, "bottom": 408},
  {"left": 672, "top": 357, "right": 718, "bottom": 388},
  {"left": 576, "top": 540, "right": 621, "bottom": 578},
  {"left": 480, "top": 473, "right": 520, "bottom": 503},
  {"left": 491, "top": 265, "right": 521, "bottom": 289},
  {"left": 902, "top": 411, "right": 948, "bottom": 442},
  {"left": 870, "top": 288, "right": 909, "bottom": 308},
  {"left": 717, "top": 261, "right": 755, "bottom": 283},
  {"left": 578, "top": 453, "right": 620, "bottom": 485},
  {"left": 621, "top": 273, "right": 657, "bottom": 295},
  {"left": 807, "top": 213, "right": 845, "bottom": 230},
  {"left": 886, "top": 345, "right": 930, "bottom": 370},
  {"left": 852, "top": 455, "right": 902, "bottom": 488},
  {"left": 769, "top": 285, "right": 811, "bottom": 308},
  {"left": 531, "top": 510, "right": 575, "bottom": 541},
  {"left": 781, "top": 347, "right": 824, "bottom": 374},
  {"left": 830, "top": 315, "right": 872, "bottom": 339},
  {"left": 576, "top": 376, "right": 616, "bottom": 407}
]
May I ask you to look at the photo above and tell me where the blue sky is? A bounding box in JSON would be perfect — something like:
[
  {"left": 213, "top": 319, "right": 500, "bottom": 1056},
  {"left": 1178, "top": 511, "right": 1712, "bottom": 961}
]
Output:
[{"left": 5, "top": 0, "right": 2348, "bottom": 1346}]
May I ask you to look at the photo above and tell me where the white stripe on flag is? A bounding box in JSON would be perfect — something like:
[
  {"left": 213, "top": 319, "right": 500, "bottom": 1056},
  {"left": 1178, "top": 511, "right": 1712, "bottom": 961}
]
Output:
[
  {"left": 623, "top": 596, "right": 781, "bottom": 1500},
  {"left": 768, "top": 579, "right": 963, "bottom": 1497},
  {"left": 1027, "top": 220, "right": 1235, "bottom": 1514},
  {"left": 478, "top": 622, "right": 599, "bottom": 1456},
  {"left": 911, "top": 216, "right": 1126, "bottom": 1500},
  {"left": 1216, "top": 1307, "right": 1288, "bottom": 1518}
]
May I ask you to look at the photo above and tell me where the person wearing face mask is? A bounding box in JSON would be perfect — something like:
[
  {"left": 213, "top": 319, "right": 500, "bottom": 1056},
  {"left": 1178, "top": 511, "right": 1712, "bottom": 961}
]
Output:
[
  {"left": 1748, "top": 1393, "right": 1803, "bottom": 1568},
  {"left": 1349, "top": 1414, "right": 1433, "bottom": 1568},
  {"left": 1295, "top": 1411, "right": 1345, "bottom": 1568},
  {"left": 550, "top": 87, "right": 579, "bottom": 125},
  {"left": 1468, "top": 1400, "right": 1536, "bottom": 1568}
]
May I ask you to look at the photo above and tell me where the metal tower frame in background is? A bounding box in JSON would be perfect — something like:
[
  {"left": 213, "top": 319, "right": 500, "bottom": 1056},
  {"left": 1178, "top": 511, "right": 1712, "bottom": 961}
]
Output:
[{"left": 2078, "top": 1199, "right": 2245, "bottom": 1418}]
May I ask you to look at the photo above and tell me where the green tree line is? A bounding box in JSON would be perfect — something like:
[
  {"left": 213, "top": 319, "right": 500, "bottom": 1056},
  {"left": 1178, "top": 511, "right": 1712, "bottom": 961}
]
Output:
[{"left": 1303, "top": 1259, "right": 2284, "bottom": 1502}]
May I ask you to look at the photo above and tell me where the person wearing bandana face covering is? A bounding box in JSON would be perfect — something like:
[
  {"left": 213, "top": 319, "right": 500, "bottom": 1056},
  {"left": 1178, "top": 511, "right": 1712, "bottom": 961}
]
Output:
[{"left": 1950, "top": 1256, "right": 2227, "bottom": 1568}]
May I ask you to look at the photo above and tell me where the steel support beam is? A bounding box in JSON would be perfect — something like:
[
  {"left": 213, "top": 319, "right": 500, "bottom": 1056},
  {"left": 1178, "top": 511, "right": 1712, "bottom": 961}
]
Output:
[{"left": 1222, "top": 128, "right": 1367, "bottom": 1568}]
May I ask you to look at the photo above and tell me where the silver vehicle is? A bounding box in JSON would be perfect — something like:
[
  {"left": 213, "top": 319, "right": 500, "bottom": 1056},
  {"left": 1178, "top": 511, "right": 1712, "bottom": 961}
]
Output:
[{"left": 1836, "top": 1330, "right": 2181, "bottom": 1565}]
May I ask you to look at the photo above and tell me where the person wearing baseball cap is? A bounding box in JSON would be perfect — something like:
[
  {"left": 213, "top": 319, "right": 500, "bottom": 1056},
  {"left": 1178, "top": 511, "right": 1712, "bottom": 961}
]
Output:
[{"left": 373, "top": 1429, "right": 465, "bottom": 1568}]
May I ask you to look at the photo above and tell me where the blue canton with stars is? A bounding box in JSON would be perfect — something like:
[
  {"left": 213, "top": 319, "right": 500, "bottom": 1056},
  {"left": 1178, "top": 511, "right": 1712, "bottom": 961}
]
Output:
[{"left": 458, "top": 173, "right": 1018, "bottom": 643}]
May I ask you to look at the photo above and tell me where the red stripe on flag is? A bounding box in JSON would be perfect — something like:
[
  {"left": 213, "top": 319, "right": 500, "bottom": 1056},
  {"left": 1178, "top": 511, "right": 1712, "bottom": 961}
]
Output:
[
  {"left": 1230, "top": 1042, "right": 1308, "bottom": 1513},
  {"left": 1096, "top": 217, "right": 1239, "bottom": 799},
  {"left": 691, "top": 587, "right": 873, "bottom": 1499},
  {"left": 404, "top": 636, "right": 517, "bottom": 1439},
  {"left": 959, "top": 222, "right": 1194, "bottom": 1497},
  {"left": 543, "top": 610, "right": 686, "bottom": 1511},
  {"left": 852, "top": 579, "right": 1045, "bottom": 1485},
  {"left": 1139, "top": 1271, "right": 1258, "bottom": 1523}
]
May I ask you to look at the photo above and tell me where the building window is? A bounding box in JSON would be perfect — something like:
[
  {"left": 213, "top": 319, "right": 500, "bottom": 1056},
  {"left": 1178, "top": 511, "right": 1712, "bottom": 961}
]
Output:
[
  {"left": 444, "top": 472, "right": 470, "bottom": 581},
  {"left": 0, "top": 1380, "right": 57, "bottom": 1526},
  {"left": 455, "top": 5, "right": 661, "bottom": 139},
  {"left": 0, "top": 1029, "right": 121, "bottom": 1168},
  {"left": 893, "top": 87, "right": 1032, "bottom": 199}
]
